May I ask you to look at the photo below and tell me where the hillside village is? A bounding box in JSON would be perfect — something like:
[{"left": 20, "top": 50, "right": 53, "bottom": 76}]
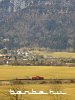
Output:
[{"left": 0, "top": 48, "right": 75, "bottom": 66}]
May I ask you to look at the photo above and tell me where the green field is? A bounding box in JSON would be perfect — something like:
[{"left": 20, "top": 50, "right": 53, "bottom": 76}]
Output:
[{"left": 0, "top": 66, "right": 75, "bottom": 80}]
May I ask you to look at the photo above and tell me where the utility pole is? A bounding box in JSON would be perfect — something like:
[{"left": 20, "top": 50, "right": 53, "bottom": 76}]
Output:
[{"left": 67, "top": 32, "right": 74, "bottom": 52}]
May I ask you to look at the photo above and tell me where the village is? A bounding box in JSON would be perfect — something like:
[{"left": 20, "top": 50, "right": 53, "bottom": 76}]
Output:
[{"left": 0, "top": 48, "right": 75, "bottom": 66}]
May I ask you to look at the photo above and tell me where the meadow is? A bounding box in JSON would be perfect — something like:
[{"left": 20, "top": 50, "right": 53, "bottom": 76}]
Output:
[
  {"left": 0, "top": 84, "right": 75, "bottom": 100},
  {"left": 0, "top": 64, "right": 75, "bottom": 100},
  {"left": 0, "top": 66, "right": 75, "bottom": 80},
  {"left": 33, "top": 50, "right": 75, "bottom": 58}
]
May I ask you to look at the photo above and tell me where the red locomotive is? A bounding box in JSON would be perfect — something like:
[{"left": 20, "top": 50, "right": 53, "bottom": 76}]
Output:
[{"left": 32, "top": 76, "right": 44, "bottom": 80}]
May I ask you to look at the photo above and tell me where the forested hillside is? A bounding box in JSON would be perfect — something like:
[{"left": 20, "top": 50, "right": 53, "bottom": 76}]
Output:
[{"left": 0, "top": 0, "right": 75, "bottom": 51}]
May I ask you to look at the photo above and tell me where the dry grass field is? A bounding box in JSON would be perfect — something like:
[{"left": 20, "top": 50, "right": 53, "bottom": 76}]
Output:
[
  {"left": 0, "top": 66, "right": 75, "bottom": 80},
  {"left": 0, "top": 63, "right": 75, "bottom": 100},
  {"left": 0, "top": 84, "right": 75, "bottom": 100},
  {"left": 33, "top": 50, "right": 75, "bottom": 58}
]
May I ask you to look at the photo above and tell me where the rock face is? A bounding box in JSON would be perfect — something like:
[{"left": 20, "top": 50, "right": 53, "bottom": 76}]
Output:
[{"left": 0, "top": 0, "right": 75, "bottom": 50}]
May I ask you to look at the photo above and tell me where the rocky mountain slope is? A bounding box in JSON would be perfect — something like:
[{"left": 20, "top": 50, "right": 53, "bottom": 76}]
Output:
[{"left": 0, "top": 0, "right": 75, "bottom": 51}]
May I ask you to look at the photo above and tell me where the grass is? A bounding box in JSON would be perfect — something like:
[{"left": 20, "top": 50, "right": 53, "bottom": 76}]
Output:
[
  {"left": 0, "top": 51, "right": 75, "bottom": 100},
  {"left": 0, "top": 66, "right": 75, "bottom": 80},
  {"left": 0, "top": 84, "right": 75, "bottom": 100},
  {"left": 33, "top": 50, "right": 75, "bottom": 58},
  {"left": 0, "top": 65, "right": 74, "bottom": 100}
]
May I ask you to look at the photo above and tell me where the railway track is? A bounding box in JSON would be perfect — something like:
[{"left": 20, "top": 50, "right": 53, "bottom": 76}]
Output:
[{"left": 0, "top": 79, "right": 75, "bottom": 85}]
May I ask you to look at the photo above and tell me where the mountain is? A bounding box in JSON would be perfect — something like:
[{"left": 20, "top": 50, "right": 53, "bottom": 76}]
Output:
[{"left": 0, "top": 0, "right": 75, "bottom": 51}]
